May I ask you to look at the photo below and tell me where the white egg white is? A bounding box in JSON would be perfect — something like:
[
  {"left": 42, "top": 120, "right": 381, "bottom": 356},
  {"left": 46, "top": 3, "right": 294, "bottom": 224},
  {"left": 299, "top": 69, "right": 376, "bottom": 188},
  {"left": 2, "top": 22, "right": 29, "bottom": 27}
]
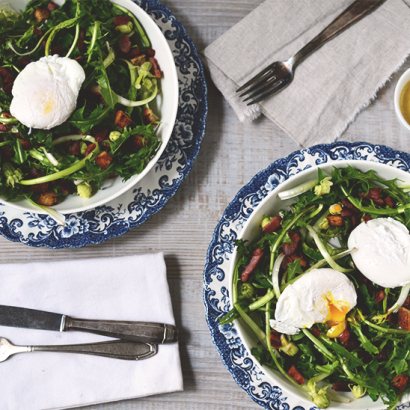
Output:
[
  {"left": 348, "top": 217, "right": 410, "bottom": 288},
  {"left": 10, "top": 55, "right": 85, "bottom": 130},
  {"left": 270, "top": 268, "right": 357, "bottom": 335}
]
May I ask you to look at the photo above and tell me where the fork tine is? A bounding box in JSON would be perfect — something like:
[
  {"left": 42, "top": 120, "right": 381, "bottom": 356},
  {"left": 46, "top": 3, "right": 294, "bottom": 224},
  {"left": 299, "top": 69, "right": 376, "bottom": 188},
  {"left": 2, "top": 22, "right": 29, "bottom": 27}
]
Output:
[
  {"left": 239, "top": 72, "right": 277, "bottom": 99},
  {"left": 246, "top": 80, "right": 286, "bottom": 105},
  {"left": 236, "top": 63, "right": 276, "bottom": 93}
]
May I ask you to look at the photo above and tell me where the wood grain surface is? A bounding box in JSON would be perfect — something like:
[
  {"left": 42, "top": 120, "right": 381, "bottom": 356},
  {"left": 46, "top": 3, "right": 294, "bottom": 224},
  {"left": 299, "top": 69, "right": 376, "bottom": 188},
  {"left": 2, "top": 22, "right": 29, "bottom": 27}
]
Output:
[{"left": 3, "top": 0, "right": 410, "bottom": 409}]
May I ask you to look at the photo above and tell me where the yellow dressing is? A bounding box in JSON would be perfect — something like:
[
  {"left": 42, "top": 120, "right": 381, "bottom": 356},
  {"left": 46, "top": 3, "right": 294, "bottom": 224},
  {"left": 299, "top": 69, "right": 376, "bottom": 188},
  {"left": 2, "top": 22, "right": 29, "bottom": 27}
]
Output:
[{"left": 400, "top": 80, "right": 410, "bottom": 125}]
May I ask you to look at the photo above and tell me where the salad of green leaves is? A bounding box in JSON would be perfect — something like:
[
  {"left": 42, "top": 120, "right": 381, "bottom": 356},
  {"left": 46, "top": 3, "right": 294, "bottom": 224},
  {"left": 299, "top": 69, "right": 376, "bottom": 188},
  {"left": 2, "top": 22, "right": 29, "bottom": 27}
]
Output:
[
  {"left": 221, "top": 166, "right": 410, "bottom": 409},
  {"left": 0, "top": 0, "right": 162, "bottom": 219}
]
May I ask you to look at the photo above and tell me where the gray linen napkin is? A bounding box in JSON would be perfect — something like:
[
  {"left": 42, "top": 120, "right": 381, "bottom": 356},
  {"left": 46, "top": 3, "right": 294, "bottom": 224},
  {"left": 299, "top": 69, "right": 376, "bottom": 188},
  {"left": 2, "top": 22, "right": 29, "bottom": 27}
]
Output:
[{"left": 202, "top": 0, "right": 410, "bottom": 147}]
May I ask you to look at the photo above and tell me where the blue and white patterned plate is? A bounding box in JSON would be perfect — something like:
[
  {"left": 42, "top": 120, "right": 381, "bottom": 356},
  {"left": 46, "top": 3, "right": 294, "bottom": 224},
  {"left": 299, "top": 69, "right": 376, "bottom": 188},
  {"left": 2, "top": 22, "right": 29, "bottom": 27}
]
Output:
[
  {"left": 203, "top": 142, "right": 410, "bottom": 410},
  {"left": 0, "top": 0, "right": 207, "bottom": 249}
]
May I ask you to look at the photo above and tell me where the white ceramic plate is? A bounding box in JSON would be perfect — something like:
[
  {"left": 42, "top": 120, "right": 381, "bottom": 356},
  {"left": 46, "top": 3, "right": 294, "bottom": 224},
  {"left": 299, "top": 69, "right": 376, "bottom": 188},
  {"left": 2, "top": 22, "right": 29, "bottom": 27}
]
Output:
[{"left": 1, "top": 0, "right": 179, "bottom": 214}]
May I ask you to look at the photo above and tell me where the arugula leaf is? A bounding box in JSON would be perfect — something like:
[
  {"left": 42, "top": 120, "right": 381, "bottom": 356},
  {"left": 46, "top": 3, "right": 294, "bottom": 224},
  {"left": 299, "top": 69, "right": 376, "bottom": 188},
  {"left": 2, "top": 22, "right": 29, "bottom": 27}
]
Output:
[{"left": 286, "top": 259, "right": 303, "bottom": 282}]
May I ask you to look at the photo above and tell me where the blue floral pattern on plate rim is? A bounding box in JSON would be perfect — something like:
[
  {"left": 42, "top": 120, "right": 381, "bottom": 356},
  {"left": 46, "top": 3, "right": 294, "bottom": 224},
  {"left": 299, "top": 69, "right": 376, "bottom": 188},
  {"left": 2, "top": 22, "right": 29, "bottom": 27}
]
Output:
[
  {"left": 0, "top": 0, "right": 208, "bottom": 249},
  {"left": 203, "top": 141, "right": 410, "bottom": 410}
]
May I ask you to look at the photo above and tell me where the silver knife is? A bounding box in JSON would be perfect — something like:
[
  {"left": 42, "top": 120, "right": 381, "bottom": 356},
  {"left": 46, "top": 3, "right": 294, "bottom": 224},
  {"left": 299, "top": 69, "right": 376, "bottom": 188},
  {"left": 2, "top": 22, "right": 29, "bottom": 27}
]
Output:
[{"left": 0, "top": 305, "right": 178, "bottom": 344}]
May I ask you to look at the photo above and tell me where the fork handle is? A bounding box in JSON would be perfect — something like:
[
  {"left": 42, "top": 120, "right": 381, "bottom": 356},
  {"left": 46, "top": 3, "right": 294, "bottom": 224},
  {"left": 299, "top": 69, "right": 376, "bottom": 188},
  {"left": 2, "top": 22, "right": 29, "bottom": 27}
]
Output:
[
  {"left": 31, "top": 340, "right": 158, "bottom": 360},
  {"left": 291, "top": 0, "right": 386, "bottom": 68}
]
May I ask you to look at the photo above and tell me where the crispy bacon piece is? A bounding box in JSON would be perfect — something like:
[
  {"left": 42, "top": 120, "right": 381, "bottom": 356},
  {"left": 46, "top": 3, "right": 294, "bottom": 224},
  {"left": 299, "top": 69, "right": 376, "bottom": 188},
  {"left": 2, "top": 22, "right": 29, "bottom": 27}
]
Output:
[
  {"left": 270, "top": 332, "right": 281, "bottom": 349},
  {"left": 332, "top": 381, "right": 351, "bottom": 392},
  {"left": 96, "top": 151, "right": 112, "bottom": 170},
  {"left": 113, "top": 15, "right": 131, "bottom": 25},
  {"left": 398, "top": 307, "right": 410, "bottom": 331},
  {"left": 29, "top": 167, "right": 42, "bottom": 179},
  {"left": 78, "top": 28, "right": 85, "bottom": 51},
  {"left": 3, "top": 84, "right": 12, "bottom": 95},
  {"left": 338, "top": 329, "right": 350, "bottom": 344},
  {"left": 368, "top": 188, "right": 382, "bottom": 199},
  {"left": 17, "top": 56, "right": 31, "bottom": 68},
  {"left": 288, "top": 365, "right": 305, "bottom": 385},
  {"left": 387, "top": 313, "right": 398, "bottom": 325},
  {"left": 0, "top": 68, "right": 15, "bottom": 84},
  {"left": 129, "top": 135, "right": 145, "bottom": 153},
  {"left": 143, "top": 107, "right": 158, "bottom": 124},
  {"left": 341, "top": 208, "right": 352, "bottom": 217},
  {"left": 29, "top": 168, "right": 49, "bottom": 193},
  {"left": 127, "top": 47, "right": 140, "bottom": 58},
  {"left": 392, "top": 374, "right": 409, "bottom": 394},
  {"left": 148, "top": 56, "right": 161, "bottom": 79},
  {"left": 31, "top": 182, "right": 50, "bottom": 193},
  {"left": 310, "top": 327, "right": 321, "bottom": 338},
  {"left": 376, "top": 349, "right": 388, "bottom": 362},
  {"left": 69, "top": 140, "right": 81, "bottom": 156},
  {"left": 93, "top": 126, "right": 109, "bottom": 143},
  {"left": 363, "top": 215, "right": 372, "bottom": 223},
  {"left": 39, "top": 190, "right": 57, "bottom": 207},
  {"left": 59, "top": 180, "right": 71, "bottom": 194},
  {"left": 119, "top": 34, "right": 131, "bottom": 54},
  {"left": 327, "top": 215, "right": 343, "bottom": 226},
  {"left": 282, "top": 242, "right": 298, "bottom": 256},
  {"left": 2, "top": 112, "right": 12, "bottom": 118},
  {"left": 35, "top": 8, "right": 50, "bottom": 23},
  {"left": 341, "top": 197, "right": 359, "bottom": 213},
  {"left": 19, "top": 138, "right": 32, "bottom": 150},
  {"left": 33, "top": 28, "right": 44, "bottom": 36},
  {"left": 288, "top": 230, "right": 300, "bottom": 244},
  {"left": 146, "top": 48, "right": 156, "bottom": 57},
  {"left": 281, "top": 255, "right": 292, "bottom": 270},
  {"left": 1, "top": 146, "right": 12, "bottom": 159},
  {"left": 262, "top": 215, "right": 282, "bottom": 234},
  {"left": 115, "top": 110, "right": 133, "bottom": 129},
  {"left": 384, "top": 196, "right": 394, "bottom": 209},
  {"left": 84, "top": 143, "right": 96, "bottom": 157},
  {"left": 404, "top": 296, "right": 410, "bottom": 308},
  {"left": 241, "top": 248, "right": 264, "bottom": 282},
  {"left": 351, "top": 214, "right": 361, "bottom": 227},
  {"left": 0, "top": 124, "right": 8, "bottom": 132},
  {"left": 360, "top": 188, "right": 384, "bottom": 206},
  {"left": 374, "top": 290, "right": 386, "bottom": 303},
  {"left": 291, "top": 254, "right": 307, "bottom": 268},
  {"left": 130, "top": 54, "right": 146, "bottom": 66},
  {"left": 47, "top": 2, "right": 58, "bottom": 10}
]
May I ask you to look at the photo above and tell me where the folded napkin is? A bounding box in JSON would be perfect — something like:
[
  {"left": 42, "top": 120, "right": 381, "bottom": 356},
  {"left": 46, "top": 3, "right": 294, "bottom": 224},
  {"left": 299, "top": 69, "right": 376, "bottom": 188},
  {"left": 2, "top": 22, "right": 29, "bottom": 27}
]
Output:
[
  {"left": 0, "top": 253, "right": 183, "bottom": 410},
  {"left": 203, "top": 0, "right": 410, "bottom": 147}
]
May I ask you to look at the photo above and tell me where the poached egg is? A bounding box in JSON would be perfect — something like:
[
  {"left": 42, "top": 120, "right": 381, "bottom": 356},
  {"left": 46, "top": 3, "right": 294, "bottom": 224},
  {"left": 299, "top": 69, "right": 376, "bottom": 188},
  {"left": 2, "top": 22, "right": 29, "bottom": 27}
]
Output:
[
  {"left": 10, "top": 55, "right": 85, "bottom": 130},
  {"left": 348, "top": 217, "right": 410, "bottom": 288},
  {"left": 270, "top": 268, "right": 357, "bottom": 335}
]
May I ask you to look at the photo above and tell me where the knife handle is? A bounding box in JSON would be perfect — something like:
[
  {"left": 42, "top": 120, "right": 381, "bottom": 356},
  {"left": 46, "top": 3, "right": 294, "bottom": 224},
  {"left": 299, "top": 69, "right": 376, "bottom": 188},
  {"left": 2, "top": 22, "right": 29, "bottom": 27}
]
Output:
[
  {"left": 32, "top": 340, "right": 157, "bottom": 360},
  {"left": 64, "top": 316, "right": 178, "bottom": 344}
]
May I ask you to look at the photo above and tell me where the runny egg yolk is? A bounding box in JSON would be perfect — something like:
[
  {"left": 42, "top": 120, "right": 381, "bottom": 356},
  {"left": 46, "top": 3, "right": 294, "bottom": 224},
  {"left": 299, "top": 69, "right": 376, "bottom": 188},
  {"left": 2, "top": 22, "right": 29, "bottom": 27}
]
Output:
[{"left": 323, "top": 293, "right": 350, "bottom": 338}]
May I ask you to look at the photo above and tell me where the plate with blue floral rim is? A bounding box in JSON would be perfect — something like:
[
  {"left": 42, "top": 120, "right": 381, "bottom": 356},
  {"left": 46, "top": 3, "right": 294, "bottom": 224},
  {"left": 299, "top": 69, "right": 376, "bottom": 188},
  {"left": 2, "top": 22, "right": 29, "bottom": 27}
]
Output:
[
  {"left": 203, "top": 141, "right": 410, "bottom": 410},
  {"left": 0, "top": 0, "right": 207, "bottom": 249}
]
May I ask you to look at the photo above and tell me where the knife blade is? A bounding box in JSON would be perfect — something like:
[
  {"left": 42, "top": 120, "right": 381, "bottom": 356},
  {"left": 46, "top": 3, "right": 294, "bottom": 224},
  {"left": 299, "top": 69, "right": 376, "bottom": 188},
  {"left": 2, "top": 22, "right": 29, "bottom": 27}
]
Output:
[{"left": 0, "top": 305, "right": 178, "bottom": 344}]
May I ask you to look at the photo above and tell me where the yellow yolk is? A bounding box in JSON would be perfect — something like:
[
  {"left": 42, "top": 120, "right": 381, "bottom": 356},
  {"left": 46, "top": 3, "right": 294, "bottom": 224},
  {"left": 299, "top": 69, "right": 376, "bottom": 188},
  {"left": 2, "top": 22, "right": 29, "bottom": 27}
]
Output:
[{"left": 320, "top": 293, "right": 350, "bottom": 338}]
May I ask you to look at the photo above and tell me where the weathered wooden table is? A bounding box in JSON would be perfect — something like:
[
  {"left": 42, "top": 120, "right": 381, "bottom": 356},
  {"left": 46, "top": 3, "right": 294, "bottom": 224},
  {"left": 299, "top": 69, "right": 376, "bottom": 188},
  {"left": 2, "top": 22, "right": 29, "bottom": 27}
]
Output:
[{"left": 2, "top": 0, "right": 410, "bottom": 408}]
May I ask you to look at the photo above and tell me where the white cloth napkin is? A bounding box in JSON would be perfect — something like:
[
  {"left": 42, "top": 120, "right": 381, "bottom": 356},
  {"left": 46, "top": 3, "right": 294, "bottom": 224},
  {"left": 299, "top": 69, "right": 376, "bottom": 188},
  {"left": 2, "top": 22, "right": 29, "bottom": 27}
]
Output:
[
  {"left": 202, "top": 0, "right": 410, "bottom": 147},
  {"left": 0, "top": 253, "right": 183, "bottom": 410}
]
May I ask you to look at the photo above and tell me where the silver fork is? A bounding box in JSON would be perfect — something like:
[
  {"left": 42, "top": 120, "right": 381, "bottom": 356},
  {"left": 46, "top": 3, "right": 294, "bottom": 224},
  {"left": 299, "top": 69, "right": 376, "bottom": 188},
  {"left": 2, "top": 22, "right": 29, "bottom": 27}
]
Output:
[
  {"left": 237, "top": 0, "right": 386, "bottom": 105},
  {"left": 0, "top": 337, "right": 157, "bottom": 362}
]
